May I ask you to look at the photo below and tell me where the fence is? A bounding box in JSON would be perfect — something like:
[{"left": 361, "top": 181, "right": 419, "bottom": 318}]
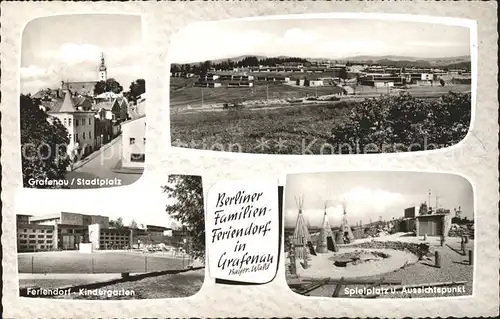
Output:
[{"left": 19, "top": 250, "right": 195, "bottom": 274}]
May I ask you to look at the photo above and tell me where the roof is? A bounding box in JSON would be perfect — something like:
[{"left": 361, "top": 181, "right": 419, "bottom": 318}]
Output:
[
  {"left": 416, "top": 213, "right": 448, "bottom": 219},
  {"left": 63, "top": 81, "right": 98, "bottom": 95},
  {"left": 95, "top": 99, "right": 119, "bottom": 111},
  {"left": 146, "top": 225, "right": 171, "bottom": 231},
  {"left": 30, "top": 213, "right": 61, "bottom": 221},
  {"left": 55, "top": 90, "right": 75, "bottom": 112},
  {"left": 96, "top": 91, "right": 121, "bottom": 99},
  {"left": 121, "top": 114, "right": 146, "bottom": 126},
  {"left": 48, "top": 92, "right": 93, "bottom": 113}
]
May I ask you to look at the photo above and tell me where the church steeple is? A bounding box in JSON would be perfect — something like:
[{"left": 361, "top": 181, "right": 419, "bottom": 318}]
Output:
[{"left": 98, "top": 52, "right": 107, "bottom": 81}]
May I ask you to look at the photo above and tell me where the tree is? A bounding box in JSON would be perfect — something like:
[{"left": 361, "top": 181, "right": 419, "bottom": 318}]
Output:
[
  {"left": 109, "top": 217, "right": 124, "bottom": 228},
  {"left": 339, "top": 67, "right": 348, "bottom": 84},
  {"left": 440, "top": 78, "right": 445, "bottom": 87},
  {"left": 162, "top": 175, "right": 205, "bottom": 260},
  {"left": 129, "top": 219, "right": 138, "bottom": 229},
  {"left": 20, "top": 94, "right": 71, "bottom": 188},
  {"left": 330, "top": 91, "right": 471, "bottom": 154},
  {"left": 93, "top": 78, "right": 123, "bottom": 95},
  {"left": 200, "top": 60, "right": 212, "bottom": 75},
  {"left": 129, "top": 79, "right": 146, "bottom": 98}
]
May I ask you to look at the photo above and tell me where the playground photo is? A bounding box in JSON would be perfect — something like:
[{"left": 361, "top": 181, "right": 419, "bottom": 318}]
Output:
[
  {"left": 284, "top": 171, "right": 474, "bottom": 298},
  {"left": 16, "top": 174, "right": 207, "bottom": 300}
]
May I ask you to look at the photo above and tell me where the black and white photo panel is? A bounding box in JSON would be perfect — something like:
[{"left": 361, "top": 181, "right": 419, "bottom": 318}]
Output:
[
  {"left": 284, "top": 171, "right": 475, "bottom": 299},
  {"left": 20, "top": 14, "right": 147, "bottom": 189},
  {"left": 17, "top": 174, "right": 206, "bottom": 300},
  {"left": 169, "top": 15, "right": 474, "bottom": 155}
]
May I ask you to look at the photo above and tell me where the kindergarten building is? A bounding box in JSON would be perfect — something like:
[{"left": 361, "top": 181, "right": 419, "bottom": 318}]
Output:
[{"left": 16, "top": 212, "right": 174, "bottom": 252}]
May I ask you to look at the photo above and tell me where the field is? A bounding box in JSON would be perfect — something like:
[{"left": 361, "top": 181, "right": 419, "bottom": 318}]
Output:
[
  {"left": 170, "top": 82, "right": 338, "bottom": 108},
  {"left": 51, "top": 269, "right": 205, "bottom": 300},
  {"left": 170, "top": 81, "right": 471, "bottom": 154},
  {"left": 18, "top": 251, "right": 190, "bottom": 274}
]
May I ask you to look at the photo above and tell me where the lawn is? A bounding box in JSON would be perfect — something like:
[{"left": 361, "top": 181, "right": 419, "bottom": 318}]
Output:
[
  {"left": 170, "top": 83, "right": 342, "bottom": 108},
  {"left": 18, "top": 251, "right": 190, "bottom": 274},
  {"left": 52, "top": 269, "right": 206, "bottom": 299},
  {"left": 170, "top": 102, "right": 352, "bottom": 155},
  {"left": 169, "top": 82, "right": 471, "bottom": 155}
]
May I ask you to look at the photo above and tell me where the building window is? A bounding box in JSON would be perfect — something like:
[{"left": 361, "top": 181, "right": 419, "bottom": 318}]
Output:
[
  {"left": 130, "top": 153, "right": 145, "bottom": 163},
  {"left": 75, "top": 134, "right": 78, "bottom": 142},
  {"left": 76, "top": 119, "right": 79, "bottom": 126},
  {"left": 69, "top": 118, "right": 72, "bottom": 126},
  {"left": 89, "top": 131, "right": 92, "bottom": 139},
  {"left": 143, "top": 138, "right": 146, "bottom": 145},
  {"left": 83, "top": 132, "right": 86, "bottom": 140},
  {"left": 64, "top": 118, "right": 67, "bottom": 126},
  {"left": 89, "top": 118, "right": 91, "bottom": 125},
  {"left": 129, "top": 138, "right": 135, "bottom": 145},
  {"left": 69, "top": 134, "right": 72, "bottom": 141}
]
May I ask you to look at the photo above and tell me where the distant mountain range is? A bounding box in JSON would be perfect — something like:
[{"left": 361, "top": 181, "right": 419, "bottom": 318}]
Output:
[
  {"left": 173, "top": 54, "right": 471, "bottom": 68},
  {"left": 337, "top": 55, "right": 471, "bottom": 66}
]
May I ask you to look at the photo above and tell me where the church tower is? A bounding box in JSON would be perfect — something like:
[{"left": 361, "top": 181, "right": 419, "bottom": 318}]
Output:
[{"left": 98, "top": 52, "right": 107, "bottom": 81}]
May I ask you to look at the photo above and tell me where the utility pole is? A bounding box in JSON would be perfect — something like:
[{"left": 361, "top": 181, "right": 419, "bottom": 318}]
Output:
[
  {"left": 266, "top": 84, "right": 269, "bottom": 100},
  {"left": 435, "top": 192, "right": 440, "bottom": 211},
  {"left": 428, "top": 189, "right": 431, "bottom": 212},
  {"left": 201, "top": 88, "right": 204, "bottom": 107}
]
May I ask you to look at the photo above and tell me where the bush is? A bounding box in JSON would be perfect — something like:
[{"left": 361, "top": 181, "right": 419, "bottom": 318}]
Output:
[{"left": 330, "top": 91, "right": 471, "bottom": 154}]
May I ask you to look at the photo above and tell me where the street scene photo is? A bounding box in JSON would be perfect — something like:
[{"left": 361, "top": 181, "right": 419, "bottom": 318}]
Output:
[
  {"left": 17, "top": 174, "right": 206, "bottom": 300},
  {"left": 20, "top": 14, "right": 146, "bottom": 189},
  {"left": 284, "top": 171, "right": 474, "bottom": 298},
  {"left": 169, "top": 17, "right": 472, "bottom": 155}
]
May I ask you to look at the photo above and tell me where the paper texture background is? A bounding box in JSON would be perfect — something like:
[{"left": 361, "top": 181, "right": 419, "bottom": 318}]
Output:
[{"left": 1, "top": 1, "right": 498, "bottom": 317}]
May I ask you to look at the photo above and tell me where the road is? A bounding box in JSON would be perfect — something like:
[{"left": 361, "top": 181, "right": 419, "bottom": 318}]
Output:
[{"left": 65, "top": 135, "right": 143, "bottom": 189}]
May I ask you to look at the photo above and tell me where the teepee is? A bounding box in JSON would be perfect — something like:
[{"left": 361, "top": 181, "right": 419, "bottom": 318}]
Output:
[
  {"left": 293, "top": 196, "right": 311, "bottom": 244},
  {"left": 341, "top": 202, "right": 355, "bottom": 243},
  {"left": 316, "top": 201, "right": 337, "bottom": 253},
  {"left": 292, "top": 195, "right": 312, "bottom": 260}
]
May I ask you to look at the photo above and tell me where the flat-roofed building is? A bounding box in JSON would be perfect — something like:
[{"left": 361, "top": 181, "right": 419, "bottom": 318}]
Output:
[{"left": 121, "top": 115, "right": 146, "bottom": 169}]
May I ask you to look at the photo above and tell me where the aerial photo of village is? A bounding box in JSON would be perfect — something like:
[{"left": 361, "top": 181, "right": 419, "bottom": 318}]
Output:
[{"left": 169, "top": 18, "right": 472, "bottom": 155}]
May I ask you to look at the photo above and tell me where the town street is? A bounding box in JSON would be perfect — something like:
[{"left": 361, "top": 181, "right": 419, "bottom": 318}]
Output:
[{"left": 65, "top": 135, "right": 143, "bottom": 189}]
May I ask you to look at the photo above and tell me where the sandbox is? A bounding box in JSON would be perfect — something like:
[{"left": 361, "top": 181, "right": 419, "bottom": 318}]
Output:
[{"left": 293, "top": 247, "right": 419, "bottom": 279}]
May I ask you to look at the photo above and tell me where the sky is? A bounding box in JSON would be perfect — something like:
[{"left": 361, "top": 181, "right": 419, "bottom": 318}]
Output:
[
  {"left": 15, "top": 178, "right": 186, "bottom": 229},
  {"left": 21, "top": 14, "right": 143, "bottom": 94},
  {"left": 169, "top": 18, "right": 471, "bottom": 63},
  {"left": 284, "top": 172, "right": 474, "bottom": 229}
]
